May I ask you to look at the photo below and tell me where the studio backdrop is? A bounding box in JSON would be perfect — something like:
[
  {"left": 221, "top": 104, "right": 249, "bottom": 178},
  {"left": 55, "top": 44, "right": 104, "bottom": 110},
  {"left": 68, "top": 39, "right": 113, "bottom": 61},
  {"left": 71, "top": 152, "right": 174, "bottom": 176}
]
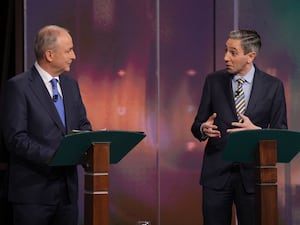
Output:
[{"left": 24, "top": 0, "right": 300, "bottom": 224}]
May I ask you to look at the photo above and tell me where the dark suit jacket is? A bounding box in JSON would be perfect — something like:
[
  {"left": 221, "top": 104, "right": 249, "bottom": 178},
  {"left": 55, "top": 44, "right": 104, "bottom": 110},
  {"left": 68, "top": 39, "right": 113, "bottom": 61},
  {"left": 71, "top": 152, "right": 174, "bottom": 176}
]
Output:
[
  {"left": 191, "top": 66, "right": 287, "bottom": 193},
  {"left": 1, "top": 66, "right": 92, "bottom": 204}
]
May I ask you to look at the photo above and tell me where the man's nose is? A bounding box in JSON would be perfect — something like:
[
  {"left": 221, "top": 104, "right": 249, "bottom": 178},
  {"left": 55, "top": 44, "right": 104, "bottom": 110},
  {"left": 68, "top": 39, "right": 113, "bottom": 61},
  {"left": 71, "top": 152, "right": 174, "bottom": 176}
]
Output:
[
  {"left": 224, "top": 52, "right": 229, "bottom": 61},
  {"left": 72, "top": 51, "right": 76, "bottom": 60}
]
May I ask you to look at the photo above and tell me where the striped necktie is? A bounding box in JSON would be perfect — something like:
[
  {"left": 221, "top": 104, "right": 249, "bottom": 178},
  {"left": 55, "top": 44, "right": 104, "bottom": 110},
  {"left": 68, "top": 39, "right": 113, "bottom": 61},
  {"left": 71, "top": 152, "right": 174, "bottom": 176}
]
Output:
[
  {"left": 234, "top": 78, "right": 246, "bottom": 122},
  {"left": 50, "top": 78, "right": 65, "bottom": 126}
]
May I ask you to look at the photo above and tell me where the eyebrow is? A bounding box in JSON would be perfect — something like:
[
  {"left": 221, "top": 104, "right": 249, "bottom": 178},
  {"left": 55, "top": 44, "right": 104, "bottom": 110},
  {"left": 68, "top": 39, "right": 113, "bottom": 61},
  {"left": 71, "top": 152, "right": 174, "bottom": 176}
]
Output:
[{"left": 226, "top": 46, "right": 238, "bottom": 51}]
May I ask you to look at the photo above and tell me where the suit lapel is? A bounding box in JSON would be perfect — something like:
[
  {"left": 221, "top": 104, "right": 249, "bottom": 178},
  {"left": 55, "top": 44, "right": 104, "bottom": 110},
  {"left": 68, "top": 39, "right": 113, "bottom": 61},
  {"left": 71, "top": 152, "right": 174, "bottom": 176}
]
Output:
[
  {"left": 59, "top": 75, "right": 73, "bottom": 132},
  {"left": 222, "top": 72, "right": 238, "bottom": 119},
  {"left": 245, "top": 68, "right": 263, "bottom": 114},
  {"left": 28, "top": 67, "right": 66, "bottom": 132},
  {"left": 222, "top": 68, "right": 264, "bottom": 119}
]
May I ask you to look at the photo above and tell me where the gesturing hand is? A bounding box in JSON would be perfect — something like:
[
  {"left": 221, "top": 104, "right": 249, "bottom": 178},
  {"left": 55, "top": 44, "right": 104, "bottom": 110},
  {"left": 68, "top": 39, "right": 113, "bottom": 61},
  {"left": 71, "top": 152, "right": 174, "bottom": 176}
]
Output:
[
  {"left": 202, "top": 113, "right": 221, "bottom": 138},
  {"left": 227, "top": 113, "right": 261, "bottom": 133}
]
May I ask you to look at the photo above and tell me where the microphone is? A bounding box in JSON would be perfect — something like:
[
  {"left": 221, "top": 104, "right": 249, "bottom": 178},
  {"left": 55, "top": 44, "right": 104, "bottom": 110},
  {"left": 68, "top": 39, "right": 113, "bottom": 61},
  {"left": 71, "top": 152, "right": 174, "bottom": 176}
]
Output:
[{"left": 53, "top": 94, "right": 58, "bottom": 102}]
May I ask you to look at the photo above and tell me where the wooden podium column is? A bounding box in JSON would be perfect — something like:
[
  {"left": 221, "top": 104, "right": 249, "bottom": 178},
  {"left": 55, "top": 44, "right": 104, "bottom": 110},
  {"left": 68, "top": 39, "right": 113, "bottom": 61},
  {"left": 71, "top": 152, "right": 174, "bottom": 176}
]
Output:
[
  {"left": 84, "top": 142, "right": 110, "bottom": 225},
  {"left": 256, "top": 140, "right": 278, "bottom": 225}
]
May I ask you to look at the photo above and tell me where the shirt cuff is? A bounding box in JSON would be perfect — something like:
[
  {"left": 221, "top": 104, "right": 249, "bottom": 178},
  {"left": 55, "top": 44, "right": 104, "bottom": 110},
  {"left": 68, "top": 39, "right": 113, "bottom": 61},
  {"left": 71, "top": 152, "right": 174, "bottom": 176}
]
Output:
[{"left": 200, "top": 123, "right": 208, "bottom": 140}]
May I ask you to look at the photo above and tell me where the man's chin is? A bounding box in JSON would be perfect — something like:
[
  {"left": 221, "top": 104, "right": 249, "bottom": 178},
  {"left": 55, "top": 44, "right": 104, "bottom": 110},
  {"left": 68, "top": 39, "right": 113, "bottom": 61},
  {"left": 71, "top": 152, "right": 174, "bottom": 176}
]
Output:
[{"left": 226, "top": 68, "right": 235, "bottom": 74}]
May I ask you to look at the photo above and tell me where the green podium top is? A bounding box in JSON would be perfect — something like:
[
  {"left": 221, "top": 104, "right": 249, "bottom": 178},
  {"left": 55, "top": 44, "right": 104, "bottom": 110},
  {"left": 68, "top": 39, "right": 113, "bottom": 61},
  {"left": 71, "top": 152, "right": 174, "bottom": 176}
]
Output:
[
  {"left": 223, "top": 129, "right": 300, "bottom": 163},
  {"left": 49, "top": 130, "right": 146, "bottom": 166}
]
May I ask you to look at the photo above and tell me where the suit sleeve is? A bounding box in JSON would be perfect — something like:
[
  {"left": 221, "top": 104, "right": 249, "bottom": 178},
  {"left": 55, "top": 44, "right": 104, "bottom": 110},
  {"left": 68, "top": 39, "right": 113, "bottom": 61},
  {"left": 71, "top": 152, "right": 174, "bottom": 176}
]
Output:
[
  {"left": 76, "top": 83, "right": 92, "bottom": 131},
  {"left": 66, "top": 80, "right": 92, "bottom": 132},
  {"left": 191, "top": 76, "right": 212, "bottom": 141},
  {"left": 1, "top": 80, "right": 55, "bottom": 166},
  {"left": 269, "top": 80, "right": 288, "bottom": 129}
]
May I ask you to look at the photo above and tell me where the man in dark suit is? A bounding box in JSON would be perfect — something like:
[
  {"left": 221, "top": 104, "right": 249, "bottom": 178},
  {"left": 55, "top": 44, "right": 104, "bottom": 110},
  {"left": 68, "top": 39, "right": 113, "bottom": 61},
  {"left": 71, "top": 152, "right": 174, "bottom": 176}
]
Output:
[
  {"left": 1, "top": 25, "right": 92, "bottom": 225},
  {"left": 191, "top": 30, "right": 287, "bottom": 225}
]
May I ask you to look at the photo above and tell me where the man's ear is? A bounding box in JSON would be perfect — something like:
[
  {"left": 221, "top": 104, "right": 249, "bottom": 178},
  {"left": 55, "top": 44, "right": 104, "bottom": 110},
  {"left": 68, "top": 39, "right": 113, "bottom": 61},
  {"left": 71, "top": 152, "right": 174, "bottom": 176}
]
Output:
[
  {"left": 44, "top": 50, "right": 54, "bottom": 62},
  {"left": 247, "top": 51, "right": 257, "bottom": 64}
]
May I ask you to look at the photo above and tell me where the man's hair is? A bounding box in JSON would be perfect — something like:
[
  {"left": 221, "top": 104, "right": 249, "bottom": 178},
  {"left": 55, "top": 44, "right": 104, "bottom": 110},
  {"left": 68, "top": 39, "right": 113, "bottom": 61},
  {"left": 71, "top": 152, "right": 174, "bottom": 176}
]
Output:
[
  {"left": 34, "top": 25, "right": 69, "bottom": 60},
  {"left": 229, "top": 30, "right": 261, "bottom": 55}
]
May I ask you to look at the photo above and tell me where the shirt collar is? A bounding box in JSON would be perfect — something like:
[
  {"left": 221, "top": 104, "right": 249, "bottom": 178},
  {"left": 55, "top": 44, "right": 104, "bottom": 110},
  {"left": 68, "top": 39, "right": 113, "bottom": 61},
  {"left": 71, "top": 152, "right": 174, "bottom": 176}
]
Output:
[
  {"left": 233, "top": 65, "right": 255, "bottom": 84},
  {"left": 34, "top": 61, "right": 60, "bottom": 83}
]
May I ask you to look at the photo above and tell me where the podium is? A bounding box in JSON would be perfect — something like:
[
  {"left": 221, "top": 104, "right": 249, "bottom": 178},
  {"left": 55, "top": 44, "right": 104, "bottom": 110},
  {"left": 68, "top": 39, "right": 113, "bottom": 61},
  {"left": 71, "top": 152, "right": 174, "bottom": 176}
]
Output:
[
  {"left": 224, "top": 129, "right": 300, "bottom": 225},
  {"left": 49, "top": 130, "right": 146, "bottom": 225}
]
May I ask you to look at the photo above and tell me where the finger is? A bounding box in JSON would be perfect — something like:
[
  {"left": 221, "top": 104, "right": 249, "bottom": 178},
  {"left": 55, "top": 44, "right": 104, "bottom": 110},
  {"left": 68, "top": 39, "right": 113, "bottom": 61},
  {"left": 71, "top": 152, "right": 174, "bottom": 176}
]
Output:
[
  {"left": 208, "top": 133, "right": 221, "bottom": 138},
  {"left": 227, "top": 129, "right": 233, "bottom": 133},
  {"left": 208, "top": 113, "right": 217, "bottom": 121},
  {"left": 227, "top": 127, "right": 245, "bottom": 133},
  {"left": 238, "top": 113, "right": 248, "bottom": 120},
  {"left": 231, "top": 122, "right": 243, "bottom": 127},
  {"left": 207, "top": 129, "right": 221, "bottom": 136},
  {"left": 207, "top": 124, "right": 218, "bottom": 130}
]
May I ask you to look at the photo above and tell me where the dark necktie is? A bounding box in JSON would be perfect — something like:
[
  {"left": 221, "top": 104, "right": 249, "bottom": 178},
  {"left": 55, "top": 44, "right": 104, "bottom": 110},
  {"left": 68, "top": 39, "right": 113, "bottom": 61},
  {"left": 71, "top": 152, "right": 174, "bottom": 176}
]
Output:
[
  {"left": 50, "top": 78, "right": 65, "bottom": 126},
  {"left": 234, "top": 78, "right": 246, "bottom": 122}
]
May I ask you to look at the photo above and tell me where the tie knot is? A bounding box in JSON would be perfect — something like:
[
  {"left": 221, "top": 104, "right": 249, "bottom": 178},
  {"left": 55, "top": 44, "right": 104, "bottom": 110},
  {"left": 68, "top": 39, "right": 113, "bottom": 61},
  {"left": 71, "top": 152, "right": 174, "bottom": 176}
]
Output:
[
  {"left": 237, "top": 78, "right": 245, "bottom": 85},
  {"left": 50, "top": 78, "right": 58, "bottom": 88}
]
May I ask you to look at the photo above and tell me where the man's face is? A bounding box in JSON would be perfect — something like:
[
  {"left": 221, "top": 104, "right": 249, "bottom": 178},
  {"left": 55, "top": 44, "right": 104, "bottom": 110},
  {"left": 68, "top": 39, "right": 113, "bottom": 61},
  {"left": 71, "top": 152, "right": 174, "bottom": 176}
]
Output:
[
  {"left": 224, "top": 38, "right": 255, "bottom": 75},
  {"left": 51, "top": 31, "right": 76, "bottom": 75}
]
